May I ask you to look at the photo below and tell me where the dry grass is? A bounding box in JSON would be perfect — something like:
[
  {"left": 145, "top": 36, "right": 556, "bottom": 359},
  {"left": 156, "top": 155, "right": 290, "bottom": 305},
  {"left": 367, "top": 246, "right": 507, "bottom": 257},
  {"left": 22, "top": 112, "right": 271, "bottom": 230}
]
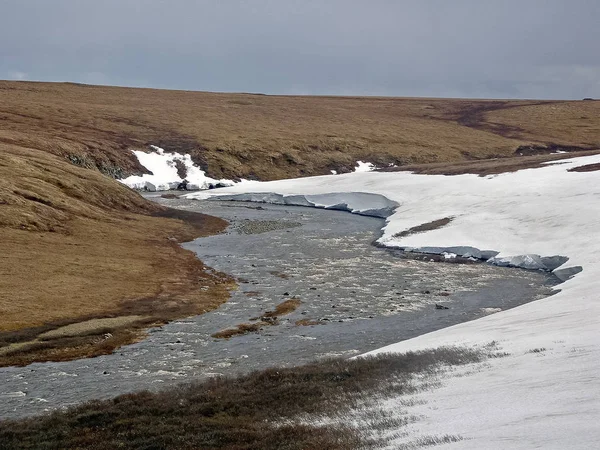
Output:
[
  {"left": 211, "top": 322, "right": 270, "bottom": 339},
  {"left": 0, "top": 142, "right": 232, "bottom": 366},
  {"left": 394, "top": 217, "right": 454, "bottom": 238},
  {"left": 2, "top": 81, "right": 599, "bottom": 183},
  {"left": 263, "top": 298, "right": 302, "bottom": 317},
  {"left": 384, "top": 150, "right": 600, "bottom": 176},
  {"left": 213, "top": 299, "right": 302, "bottom": 339},
  {"left": 0, "top": 347, "right": 488, "bottom": 450}
]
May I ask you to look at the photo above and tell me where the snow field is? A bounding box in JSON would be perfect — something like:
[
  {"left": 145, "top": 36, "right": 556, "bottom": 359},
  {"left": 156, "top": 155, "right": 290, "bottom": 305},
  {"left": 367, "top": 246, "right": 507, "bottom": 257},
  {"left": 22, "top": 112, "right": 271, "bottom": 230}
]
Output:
[{"left": 188, "top": 154, "right": 600, "bottom": 448}]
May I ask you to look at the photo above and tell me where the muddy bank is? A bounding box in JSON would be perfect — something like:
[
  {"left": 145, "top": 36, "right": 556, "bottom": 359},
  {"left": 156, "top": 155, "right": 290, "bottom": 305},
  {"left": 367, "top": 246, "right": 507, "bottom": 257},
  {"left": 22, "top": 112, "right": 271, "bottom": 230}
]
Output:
[{"left": 0, "top": 197, "right": 557, "bottom": 419}]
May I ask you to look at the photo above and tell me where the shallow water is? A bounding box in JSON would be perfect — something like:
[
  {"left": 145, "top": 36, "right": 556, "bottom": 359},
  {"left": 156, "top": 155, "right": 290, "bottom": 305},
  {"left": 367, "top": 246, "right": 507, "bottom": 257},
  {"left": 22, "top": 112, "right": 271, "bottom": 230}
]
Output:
[{"left": 0, "top": 197, "right": 558, "bottom": 419}]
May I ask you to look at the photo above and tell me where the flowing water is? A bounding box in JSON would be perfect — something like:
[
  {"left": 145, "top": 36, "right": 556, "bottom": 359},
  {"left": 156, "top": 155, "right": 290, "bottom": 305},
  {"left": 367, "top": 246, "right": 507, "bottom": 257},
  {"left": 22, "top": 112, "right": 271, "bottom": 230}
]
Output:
[{"left": 0, "top": 196, "right": 558, "bottom": 419}]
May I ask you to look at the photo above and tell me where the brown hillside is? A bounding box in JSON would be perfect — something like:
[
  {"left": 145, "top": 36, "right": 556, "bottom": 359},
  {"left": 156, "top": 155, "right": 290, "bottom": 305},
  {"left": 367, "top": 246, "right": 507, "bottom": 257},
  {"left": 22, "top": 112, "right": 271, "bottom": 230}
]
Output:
[
  {"left": 2, "top": 81, "right": 599, "bottom": 182},
  {"left": 0, "top": 142, "right": 232, "bottom": 366}
]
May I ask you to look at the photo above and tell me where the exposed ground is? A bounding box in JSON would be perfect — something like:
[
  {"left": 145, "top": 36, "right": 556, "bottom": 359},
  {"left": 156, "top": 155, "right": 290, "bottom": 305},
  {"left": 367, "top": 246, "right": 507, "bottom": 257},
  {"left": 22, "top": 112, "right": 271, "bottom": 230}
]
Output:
[
  {"left": 1, "top": 80, "right": 599, "bottom": 366},
  {"left": 0, "top": 346, "right": 493, "bottom": 450}
]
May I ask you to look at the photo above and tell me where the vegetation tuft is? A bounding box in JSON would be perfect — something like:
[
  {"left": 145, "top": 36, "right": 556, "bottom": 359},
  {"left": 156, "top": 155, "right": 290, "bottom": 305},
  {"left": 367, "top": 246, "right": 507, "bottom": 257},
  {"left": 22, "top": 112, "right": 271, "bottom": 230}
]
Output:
[{"left": 0, "top": 346, "right": 490, "bottom": 450}]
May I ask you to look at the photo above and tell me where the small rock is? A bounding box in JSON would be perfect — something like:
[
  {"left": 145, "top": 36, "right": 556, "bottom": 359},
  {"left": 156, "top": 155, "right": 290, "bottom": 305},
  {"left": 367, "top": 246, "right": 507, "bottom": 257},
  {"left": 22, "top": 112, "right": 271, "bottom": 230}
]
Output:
[{"left": 435, "top": 304, "right": 450, "bottom": 310}]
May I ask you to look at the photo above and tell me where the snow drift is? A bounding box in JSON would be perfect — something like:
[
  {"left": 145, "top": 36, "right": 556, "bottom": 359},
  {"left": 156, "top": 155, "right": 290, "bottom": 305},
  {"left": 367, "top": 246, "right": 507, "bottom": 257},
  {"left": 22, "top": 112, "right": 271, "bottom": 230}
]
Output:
[
  {"left": 188, "top": 154, "right": 600, "bottom": 448},
  {"left": 214, "top": 192, "right": 398, "bottom": 218},
  {"left": 119, "top": 145, "right": 240, "bottom": 191}
]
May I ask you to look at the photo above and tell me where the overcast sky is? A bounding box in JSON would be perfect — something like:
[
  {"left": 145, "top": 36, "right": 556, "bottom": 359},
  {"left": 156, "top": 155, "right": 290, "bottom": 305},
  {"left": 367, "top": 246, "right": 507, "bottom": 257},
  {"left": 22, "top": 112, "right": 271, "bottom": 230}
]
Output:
[{"left": 1, "top": 0, "right": 599, "bottom": 99}]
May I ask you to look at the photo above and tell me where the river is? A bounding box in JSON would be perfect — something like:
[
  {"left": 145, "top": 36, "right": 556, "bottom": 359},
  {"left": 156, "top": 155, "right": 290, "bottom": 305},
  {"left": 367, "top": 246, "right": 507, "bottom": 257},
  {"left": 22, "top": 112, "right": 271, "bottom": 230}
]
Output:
[{"left": 0, "top": 196, "right": 558, "bottom": 419}]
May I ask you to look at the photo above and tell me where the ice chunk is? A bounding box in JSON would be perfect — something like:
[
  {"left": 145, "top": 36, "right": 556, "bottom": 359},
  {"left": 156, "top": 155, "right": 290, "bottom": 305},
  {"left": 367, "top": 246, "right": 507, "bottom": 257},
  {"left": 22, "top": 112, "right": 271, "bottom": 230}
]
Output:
[{"left": 488, "top": 254, "right": 547, "bottom": 270}]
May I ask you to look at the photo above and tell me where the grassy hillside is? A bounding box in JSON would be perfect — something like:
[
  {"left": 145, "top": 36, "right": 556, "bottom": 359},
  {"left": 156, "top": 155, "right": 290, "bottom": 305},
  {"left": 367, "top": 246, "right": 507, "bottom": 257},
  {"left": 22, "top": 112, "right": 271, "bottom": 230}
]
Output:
[
  {"left": 0, "top": 143, "right": 232, "bottom": 366},
  {"left": 1, "top": 80, "right": 599, "bottom": 365},
  {"left": 2, "top": 81, "right": 598, "bottom": 181}
]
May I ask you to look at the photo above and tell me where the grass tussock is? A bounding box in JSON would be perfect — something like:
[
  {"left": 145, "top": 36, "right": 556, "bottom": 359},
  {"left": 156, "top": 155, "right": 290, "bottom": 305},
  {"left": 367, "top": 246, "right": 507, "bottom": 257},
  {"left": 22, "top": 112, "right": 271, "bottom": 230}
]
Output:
[
  {"left": 394, "top": 217, "right": 454, "bottom": 239},
  {"left": 0, "top": 346, "right": 489, "bottom": 450},
  {"left": 211, "top": 322, "right": 269, "bottom": 339},
  {"left": 213, "top": 299, "right": 302, "bottom": 339},
  {"left": 263, "top": 298, "right": 302, "bottom": 317},
  {"left": 568, "top": 162, "right": 600, "bottom": 172}
]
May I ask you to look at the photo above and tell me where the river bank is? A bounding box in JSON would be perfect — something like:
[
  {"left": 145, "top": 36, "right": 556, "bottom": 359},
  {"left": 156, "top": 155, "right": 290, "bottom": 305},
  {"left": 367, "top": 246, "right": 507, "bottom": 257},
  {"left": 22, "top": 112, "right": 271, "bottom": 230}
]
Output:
[{"left": 0, "top": 196, "right": 556, "bottom": 419}]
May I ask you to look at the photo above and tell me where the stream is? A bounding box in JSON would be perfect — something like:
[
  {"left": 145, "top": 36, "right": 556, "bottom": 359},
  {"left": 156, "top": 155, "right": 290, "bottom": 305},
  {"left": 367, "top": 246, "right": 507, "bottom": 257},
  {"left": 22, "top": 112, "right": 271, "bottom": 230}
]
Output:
[{"left": 0, "top": 196, "right": 558, "bottom": 419}]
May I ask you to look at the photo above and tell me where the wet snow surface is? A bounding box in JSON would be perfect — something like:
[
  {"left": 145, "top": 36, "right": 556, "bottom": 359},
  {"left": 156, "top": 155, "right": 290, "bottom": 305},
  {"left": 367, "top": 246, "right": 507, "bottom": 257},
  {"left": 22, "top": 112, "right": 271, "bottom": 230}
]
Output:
[
  {"left": 0, "top": 198, "right": 556, "bottom": 419},
  {"left": 188, "top": 154, "right": 600, "bottom": 449}
]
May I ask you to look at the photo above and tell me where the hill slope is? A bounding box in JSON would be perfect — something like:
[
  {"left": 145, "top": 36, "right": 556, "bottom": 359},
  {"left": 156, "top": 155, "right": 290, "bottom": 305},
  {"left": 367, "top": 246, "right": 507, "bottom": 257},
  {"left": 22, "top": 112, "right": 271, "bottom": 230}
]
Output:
[{"left": 2, "top": 81, "right": 599, "bottom": 181}]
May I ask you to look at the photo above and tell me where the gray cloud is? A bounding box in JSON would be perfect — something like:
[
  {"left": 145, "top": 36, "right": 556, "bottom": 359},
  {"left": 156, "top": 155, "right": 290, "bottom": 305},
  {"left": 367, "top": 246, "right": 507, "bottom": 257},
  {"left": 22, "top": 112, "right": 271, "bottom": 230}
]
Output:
[{"left": 1, "top": 0, "right": 599, "bottom": 99}]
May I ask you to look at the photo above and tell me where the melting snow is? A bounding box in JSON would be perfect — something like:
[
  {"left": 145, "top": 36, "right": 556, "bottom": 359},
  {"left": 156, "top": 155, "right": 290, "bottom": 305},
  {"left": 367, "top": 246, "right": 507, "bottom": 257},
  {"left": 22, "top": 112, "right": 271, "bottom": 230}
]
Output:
[
  {"left": 188, "top": 153, "right": 600, "bottom": 448},
  {"left": 119, "top": 145, "right": 243, "bottom": 191},
  {"left": 354, "top": 160, "right": 376, "bottom": 172}
]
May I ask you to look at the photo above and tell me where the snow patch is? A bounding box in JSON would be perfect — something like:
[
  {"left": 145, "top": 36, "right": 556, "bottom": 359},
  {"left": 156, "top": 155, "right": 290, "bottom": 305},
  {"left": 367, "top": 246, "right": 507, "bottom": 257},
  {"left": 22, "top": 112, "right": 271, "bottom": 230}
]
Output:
[
  {"left": 354, "top": 160, "right": 376, "bottom": 172},
  {"left": 119, "top": 145, "right": 243, "bottom": 192}
]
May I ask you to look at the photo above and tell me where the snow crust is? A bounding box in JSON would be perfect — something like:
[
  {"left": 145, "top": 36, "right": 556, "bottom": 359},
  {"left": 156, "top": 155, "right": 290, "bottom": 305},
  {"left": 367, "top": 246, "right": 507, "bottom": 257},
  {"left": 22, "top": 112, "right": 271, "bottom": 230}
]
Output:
[
  {"left": 119, "top": 145, "right": 240, "bottom": 191},
  {"left": 188, "top": 154, "right": 600, "bottom": 448},
  {"left": 213, "top": 192, "right": 398, "bottom": 218}
]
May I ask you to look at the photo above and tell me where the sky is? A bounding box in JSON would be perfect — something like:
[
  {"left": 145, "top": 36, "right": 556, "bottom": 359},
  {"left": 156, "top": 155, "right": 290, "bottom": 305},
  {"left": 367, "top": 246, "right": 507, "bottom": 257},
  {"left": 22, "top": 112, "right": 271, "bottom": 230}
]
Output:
[{"left": 1, "top": 0, "right": 599, "bottom": 99}]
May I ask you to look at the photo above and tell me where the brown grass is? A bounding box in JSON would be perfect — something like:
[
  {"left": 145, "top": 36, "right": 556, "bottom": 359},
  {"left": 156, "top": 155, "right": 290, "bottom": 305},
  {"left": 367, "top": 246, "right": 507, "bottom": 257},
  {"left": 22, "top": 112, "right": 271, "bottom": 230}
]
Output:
[
  {"left": 2, "top": 81, "right": 599, "bottom": 183},
  {"left": 0, "top": 142, "right": 233, "bottom": 366},
  {"left": 383, "top": 150, "right": 600, "bottom": 176},
  {"left": 394, "top": 217, "right": 454, "bottom": 238},
  {"left": 0, "top": 347, "right": 489, "bottom": 449},
  {"left": 263, "top": 298, "right": 302, "bottom": 317},
  {"left": 213, "top": 299, "right": 302, "bottom": 339},
  {"left": 568, "top": 162, "right": 600, "bottom": 172},
  {"left": 211, "top": 322, "right": 270, "bottom": 339}
]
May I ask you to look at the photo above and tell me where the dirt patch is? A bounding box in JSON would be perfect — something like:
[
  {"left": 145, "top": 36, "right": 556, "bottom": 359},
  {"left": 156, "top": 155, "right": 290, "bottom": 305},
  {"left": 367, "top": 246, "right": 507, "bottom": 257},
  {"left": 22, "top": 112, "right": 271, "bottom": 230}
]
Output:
[
  {"left": 38, "top": 316, "right": 147, "bottom": 340},
  {"left": 160, "top": 193, "right": 180, "bottom": 199},
  {"left": 394, "top": 217, "right": 454, "bottom": 238},
  {"left": 173, "top": 158, "right": 187, "bottom": 179},
  {"left": 263, "top": 298, "right": 302, "bottom": 317},
  {"left": 568, "top": 163, "right": 600, "bottom": 172}
]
